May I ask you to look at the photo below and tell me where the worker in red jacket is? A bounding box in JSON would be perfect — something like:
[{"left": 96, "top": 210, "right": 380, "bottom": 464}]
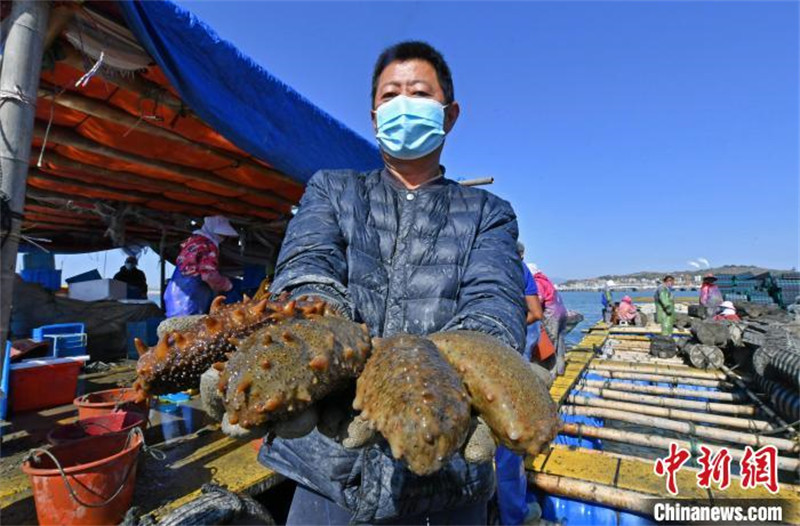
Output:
[{"left": 164, "top": 215, "right": 238, "bottom": 317}]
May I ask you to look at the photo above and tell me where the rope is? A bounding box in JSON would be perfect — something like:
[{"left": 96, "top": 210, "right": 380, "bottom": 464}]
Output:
[
  {"left": 0, "top": 85, "right": 37, "bottom": 106},
  {"left": 36, "top": 88, "right": 59, "bottom": 167}
]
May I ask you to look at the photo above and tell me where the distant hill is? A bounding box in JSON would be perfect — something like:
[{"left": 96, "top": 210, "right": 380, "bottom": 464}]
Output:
[{"left": 563, "top": 265, "right": 792, "bottom": 286}]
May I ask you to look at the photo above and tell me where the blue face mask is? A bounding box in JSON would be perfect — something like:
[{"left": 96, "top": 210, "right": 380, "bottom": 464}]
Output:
[{"left": 374, "top": 95, "right": 447, "bottom": 160}]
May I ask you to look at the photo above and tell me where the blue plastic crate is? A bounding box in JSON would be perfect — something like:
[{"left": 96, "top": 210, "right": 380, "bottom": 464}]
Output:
[
  {"left": 127, "top": 317, "right": 163, "bottom": 359},
  {"left": 32, "top": 323, "right": 87, "bottom": 358},
  {"left": 32, "top": 323, "right": 85, "bottom": 341},
  {"left": 20, "top": 269, "right": 61, "bottom": 291},
  {"left": 22, "top": 251, "right": 55, "bottom": 270}
]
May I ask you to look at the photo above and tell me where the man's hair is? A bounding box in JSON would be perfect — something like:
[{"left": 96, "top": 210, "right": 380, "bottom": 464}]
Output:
[
  {"left": 372, "top": 41, "right": 454, "bottom": 106},
  {"left": 516, "top": 241, "right": 525, "bottom": 257},
  {"left": 664, "top": 275, "right": 675, "bottom": 282}
]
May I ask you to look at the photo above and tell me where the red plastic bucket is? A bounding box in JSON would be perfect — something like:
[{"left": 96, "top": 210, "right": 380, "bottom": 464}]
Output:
[
  {"left": 74, "top": 387, "right": 149, "bottom": 420},
  {"left": 48, "top": 411, "right": 147, "bottom": 446},
  {"left": 22, "top": 430, "right": 143, "bottom": 526}
]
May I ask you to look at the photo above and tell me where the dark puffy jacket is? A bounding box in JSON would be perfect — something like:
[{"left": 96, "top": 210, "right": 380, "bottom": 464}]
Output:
[
  {"left": 262, "top": 168, "right": 526, "bottom": 522},
  {"left": 271, "top": 168, "right": 526, "bottom": 348}
]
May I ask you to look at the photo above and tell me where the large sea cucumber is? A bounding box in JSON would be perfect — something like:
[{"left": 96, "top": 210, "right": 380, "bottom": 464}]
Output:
[
  {"left": 219, "top": 316, "right": 372, "bottom": 428},
  {"left": 354, "top": 335, "right": 471, "bottom": 476},
  {"left": 133, "top": 296, "right": 322, "bottom": 399},
  {"left": 428, "top": 330, "right": 559, "bottom": 456}
]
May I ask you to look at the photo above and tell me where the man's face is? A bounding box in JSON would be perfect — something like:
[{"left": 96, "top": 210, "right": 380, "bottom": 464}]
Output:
[
  {"left": 666, "top": 278, "right": 675, "bottom": 288},
  {"left": 372, "top": 59, "right": 459, "bottom": 133}
]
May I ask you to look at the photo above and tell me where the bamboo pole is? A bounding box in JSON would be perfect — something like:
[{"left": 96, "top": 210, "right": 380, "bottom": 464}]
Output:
[
  {"left": 527, "top": 472, "right": 653, "bottom": 517},
  {"left": 0, "top": 0, "right": 51, "bottom": 364},
  {"left": 562, "top": 406, "right": 799, "bottom": 452},
  {"left": 32, "top": 155, "right": 284, "bottom": 226},
  {"left": 36, "top": 157, "right": 279, "bottom": 221},
  {"left": 568, "top": 394, "right": 774, "bottom": 431},
  {"left": 576, "top": 386, "right": 756, "bottom": 415},
  {"left": 591, "top": 362, "right": 726, "bottom": 380},
  {"left": 32, "top": 122, "right": 292, "bottom": 208},
  {"left": 586, "top": 369, "right": 731, "bottom": 388},
  {"left": 459, "top": 177, "right": 494, "bottom": 187},
  {"left": 559, "top": 423, "right": 800, "bottom": 472},
  {"left": 37, "top": 85, "right": 296, "bottom": 189},
  {"left": 579, "top": 379, "right": 747, "bottom": 402}
]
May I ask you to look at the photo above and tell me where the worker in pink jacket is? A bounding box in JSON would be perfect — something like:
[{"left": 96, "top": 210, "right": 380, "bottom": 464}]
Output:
[
  {"left": 529, "top": 264, "right": 568, "bottom": 377},
  {"left": 616, "top": 295, "right": 642, "bottom": 325}
]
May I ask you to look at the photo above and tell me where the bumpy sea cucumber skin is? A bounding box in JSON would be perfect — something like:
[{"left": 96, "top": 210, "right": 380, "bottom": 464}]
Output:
[
  {"left": 354, "top": 335, "right": 471, "bottom": 476},
  {"left": 220, "top": 316, "right": 372, "bottom": 429},
  {"left": 133, "top": 296, "right": 307, "bottom": 399},
  {"left": 428, "top": 331, "right": 559, "bottom": 456}
]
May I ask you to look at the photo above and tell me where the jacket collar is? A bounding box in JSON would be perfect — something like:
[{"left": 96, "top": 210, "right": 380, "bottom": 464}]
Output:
[{"left": 380, "top": 166, "right": 451, "bottom": 193}]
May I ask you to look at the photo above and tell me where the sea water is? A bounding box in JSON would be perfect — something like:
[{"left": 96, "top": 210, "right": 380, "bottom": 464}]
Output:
[{"left": 560, "top": 290, "right": 699, "bottom": 346}]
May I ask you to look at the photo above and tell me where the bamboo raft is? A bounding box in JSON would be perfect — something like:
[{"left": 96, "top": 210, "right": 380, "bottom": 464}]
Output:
[{"left": 527, "top": 322, "right": 800, "bottom": 523}]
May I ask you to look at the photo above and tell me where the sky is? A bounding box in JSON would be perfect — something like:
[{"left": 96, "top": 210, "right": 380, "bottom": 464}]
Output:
[{"left": 35, "top": 0, "right": 800, "bottom": 283}]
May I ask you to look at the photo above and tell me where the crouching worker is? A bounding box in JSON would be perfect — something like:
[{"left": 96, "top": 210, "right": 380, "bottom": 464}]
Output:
[
  {"left": 251, "top": 42, "right": 528, "bottom": 525},
  {"left": 616, "top": 296, "right": 643, "bottom": 326}
]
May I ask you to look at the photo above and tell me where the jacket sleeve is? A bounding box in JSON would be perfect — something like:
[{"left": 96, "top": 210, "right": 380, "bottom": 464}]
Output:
[
  {"left": 270, "top": 171, "right": 352, "bottom": 315},
  {"left": 441, "top": 197, "right": 527, "bottom": 350}
]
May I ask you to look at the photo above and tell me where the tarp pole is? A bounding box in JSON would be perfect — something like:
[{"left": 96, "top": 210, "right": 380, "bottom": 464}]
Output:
[
  {"left": 160, "top": 230, "right": 166, "bottom": 311},
  {"left": 0, "top": 1, "right": 51, "bottom": 376}
]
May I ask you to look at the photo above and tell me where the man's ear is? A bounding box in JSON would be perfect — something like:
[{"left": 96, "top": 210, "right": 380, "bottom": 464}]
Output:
[
  {"left": 444, "top": 101, "right": 460, "bottom": 133},
  {"left": 370, "top": 109, "right": 377, "bottom": 133}
]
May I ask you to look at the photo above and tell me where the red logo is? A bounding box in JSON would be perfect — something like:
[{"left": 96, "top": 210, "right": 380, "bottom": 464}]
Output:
[
  {"left": 654, "top": 443, "right": 691, "bottom": 495},
  {"left": 696, "top": 446, "right": 732, "bottom": 490},
  {"left": 740, "top": 445, "right": 779, "bottom": 494},
  {"left": 654, "top": 443, "right": 780, "bottom": 495}
]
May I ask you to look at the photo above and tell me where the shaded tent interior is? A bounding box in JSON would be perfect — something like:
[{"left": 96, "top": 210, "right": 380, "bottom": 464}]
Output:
[{"left": 3, "top": 0, "right": 381, "bottom": 272}]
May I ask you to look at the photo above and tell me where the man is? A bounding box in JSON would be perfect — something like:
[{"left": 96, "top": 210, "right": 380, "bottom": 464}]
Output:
[
  {"left": 699, "top": 273, "right": 723, "bottom": 319},
  {"left": 260, "top": 41, "right": 526, "bottom": 525},
  {"left": 517, "top": 242, "right": 543, "bottom": 361},
  {"left": 113, "top": 256, "right": 147, "bottom": 299},
  {"left": 600, "top": 280, "right": 614, "bottom": 323},
  {"left": 655, "top": 275, "right": 676, "bottom": 336}
]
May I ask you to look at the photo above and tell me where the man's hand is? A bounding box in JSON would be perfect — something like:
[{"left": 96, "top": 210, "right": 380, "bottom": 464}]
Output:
[{"left": 341, "top": 414, "right": 376, "bottom": 449}]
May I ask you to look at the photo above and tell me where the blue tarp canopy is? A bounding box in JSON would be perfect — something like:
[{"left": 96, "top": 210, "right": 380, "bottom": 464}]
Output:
[{"left": 118, "top": 0, "right": 381, "bottom": 185}]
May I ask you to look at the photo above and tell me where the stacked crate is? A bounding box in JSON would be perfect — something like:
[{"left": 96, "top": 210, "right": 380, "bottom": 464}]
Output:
[
  {"left": 775, "top": 272, "right": 800, "bottom": 307},
  {"left": 716, "top": 273, "right": 775, "bottom": 306}
]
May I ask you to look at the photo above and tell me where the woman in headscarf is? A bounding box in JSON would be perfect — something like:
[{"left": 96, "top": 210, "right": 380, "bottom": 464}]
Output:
[
  {"left": 616, "top": 296, "right": 639, "bottom": 325},
  {"left": 164, "top": 216, "right": 238, "bottom": 317},
  {"left": 530, "top": 264, "right": 569, "bottom": 377},
  {"left": 700, "top": 273, "right": 723, "bottom": 319}
]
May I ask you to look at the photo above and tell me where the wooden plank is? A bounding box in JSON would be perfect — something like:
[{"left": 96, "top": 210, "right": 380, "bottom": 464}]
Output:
[
  {"left": 616, "top": 458, "right": 710, "bottom": 500},
  {"left": 541, "top": 447, "right": 619, "bottom": 486}
]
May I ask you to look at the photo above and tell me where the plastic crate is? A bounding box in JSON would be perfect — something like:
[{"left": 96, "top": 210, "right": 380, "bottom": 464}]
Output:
[
  {"left": 22, "top": 251, "right": 55, "bottom": 270},
  {"left": 9, "top": 356, "right": 88, "bottom": 412},
  {"left": 126, "top": 317, "right": 163, "bottom": 359},
  {"left": 33, "top": 323, "right": 87, "bottom": 358},
  {"left": 20, "top": 269, "right": 62, "bottom": 291}
]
